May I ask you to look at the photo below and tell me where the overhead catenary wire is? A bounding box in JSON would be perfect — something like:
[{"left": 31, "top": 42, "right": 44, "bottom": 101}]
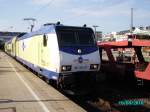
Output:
[
  {"left": 32, "top": 0, "right": 99, "bottom": 25},
  {"left": 31, "top": 0, "right": 99, "bottom": 28},
  {"left": 32, "top": 0, "right": 56, "bottom": 18},
  {"left": 62, "top": 5, "right": 99, "bottom": 24},
  {"left": 23, "top": 0, "right": 56, "bottom": 31}
]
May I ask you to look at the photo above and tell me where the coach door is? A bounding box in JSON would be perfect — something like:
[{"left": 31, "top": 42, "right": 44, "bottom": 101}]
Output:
[
  {"left": 38, "top": 40, "right": 41, "bottom": 66},
  {"left": 13, "top": 39, "right": 16, "bottom": 57},
  {"left": 40, "top": 34, "right": 48, "bottom": 67},
  {"left": 12, "top": 39, "right": 16, "bottom": 57}
]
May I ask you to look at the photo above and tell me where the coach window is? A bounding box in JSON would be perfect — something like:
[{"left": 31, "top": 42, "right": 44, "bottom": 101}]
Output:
[{"left": 43, "top": 34, "right": 47, "bottom": 47}]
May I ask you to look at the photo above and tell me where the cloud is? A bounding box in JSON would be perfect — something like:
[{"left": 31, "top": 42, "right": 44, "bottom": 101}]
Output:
[
  {"left": 31, "top": 0, "right": 52, "bottom": 5},
  {"left": 28, "top": 0, "right": 150, "bottom": 33},
  {"left": 30, "top": 0, "right": 131, "bottom": 19},
  {"left": 134, "top": 9, "right": 150, "bottom": 19},
  {"left": 59, "top": 0, "right": 136, "bottom": 33},
  {"left": 64, "top": 0, "right": 131, "bottom": 21},
  {"left": 31, "top": 0, "right": 70, "bottom": 7}
]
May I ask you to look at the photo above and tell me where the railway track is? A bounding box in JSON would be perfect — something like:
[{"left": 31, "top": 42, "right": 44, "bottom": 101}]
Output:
[
  {"left": 9, "top": 62, "right": 150, "bottom": 112},
  {"left": 66, "top": 81, "right": 150, "bottom": 112},
  {"left": 22, "top": 63, "right": 150, "bottom": 112},
  {"left": 25, "top": 66, "right": 150, "bottom": 112}
]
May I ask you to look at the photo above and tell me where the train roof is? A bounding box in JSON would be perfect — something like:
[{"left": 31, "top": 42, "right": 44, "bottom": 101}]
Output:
[
  {"left": 5, "top": 39, "right": 12, "bottom": 44},
  {"left": 17, "top": 33, "right": 27, "bottom": 38},
  {"left": 17, "top": 24, "right": 93, "bottom": 41},
  {"left": 5, "top": 32, "right": 26, "bottom": 44}
]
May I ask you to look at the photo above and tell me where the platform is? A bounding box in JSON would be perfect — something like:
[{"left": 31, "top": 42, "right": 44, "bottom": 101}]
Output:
[{"left": 0, "top": 51, "right": 85, "bottom": 112}]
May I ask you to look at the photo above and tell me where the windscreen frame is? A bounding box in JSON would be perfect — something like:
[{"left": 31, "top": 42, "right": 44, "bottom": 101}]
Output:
[{"left": 56, "top": 26, "right": 96, "bottom": 47}]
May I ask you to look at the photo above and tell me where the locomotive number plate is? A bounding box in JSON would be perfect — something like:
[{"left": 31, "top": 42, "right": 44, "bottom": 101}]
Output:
[{"left": 74, "top": 66, "right": 88, "bottom": 70}]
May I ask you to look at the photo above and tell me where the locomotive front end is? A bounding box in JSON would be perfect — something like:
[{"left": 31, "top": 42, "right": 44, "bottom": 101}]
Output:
[{"left": 56, "top": 26, "right": 100, "bottom": 93}]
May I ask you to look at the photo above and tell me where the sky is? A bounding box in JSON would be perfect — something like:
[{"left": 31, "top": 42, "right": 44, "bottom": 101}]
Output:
[{"left": 0, "top": 0, "right": 150, "bottom": 33}]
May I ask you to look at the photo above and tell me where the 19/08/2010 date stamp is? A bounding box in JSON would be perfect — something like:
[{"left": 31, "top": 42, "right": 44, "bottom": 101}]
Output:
[{"left": 118, "top": 99, "right": 144, "bottom": 106}]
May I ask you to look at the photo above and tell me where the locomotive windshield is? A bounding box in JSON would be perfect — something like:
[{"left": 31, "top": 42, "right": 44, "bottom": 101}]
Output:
[{"left": 56, "top": 27, "right": 95, "bottom": 46}]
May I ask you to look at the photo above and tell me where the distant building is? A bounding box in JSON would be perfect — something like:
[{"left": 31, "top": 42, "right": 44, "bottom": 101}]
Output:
[
  {"left": 115, "top": 27, "right": 150, "bottom": 41},
  {"left": 117, "top": 30, "right": 130, "bottom": 35},
  {"left": 95, "top": 31, "right": 102, "bottom": 41},
  {"left": 0, "top": 31, "right": 22, "bottom": 42},
  {"left": 0, "top": 31, "right": 25, "bottom": 49},
  {"left": 102, "top": 32, "right": 117, "bottom": 42},
  {"left": 146, "top": 26, "right": 150, "bottom": 30}
]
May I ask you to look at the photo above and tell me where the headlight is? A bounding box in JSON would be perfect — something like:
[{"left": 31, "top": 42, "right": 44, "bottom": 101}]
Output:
[
  {"left": 90, "top": 64, "right": 99, "bottom": 70},
  {"left": 61, "top": 65, "right": 72, "bottom": 71}
]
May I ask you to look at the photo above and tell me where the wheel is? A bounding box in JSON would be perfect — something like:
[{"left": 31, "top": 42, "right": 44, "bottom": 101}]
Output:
[
  {"left": 45, "top": 78, "right": 50, "bottom": 84},
  {"left": 49, "top": 79, "right": 56, "bottom": 86},
  {"left": 57, "top": 76, "right": 64, "bottom": 90},
  {"left": 37, "top": 73, "right": 43, "bottom": 79}
]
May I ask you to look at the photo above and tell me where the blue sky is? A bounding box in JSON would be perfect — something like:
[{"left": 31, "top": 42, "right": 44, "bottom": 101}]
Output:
[{"left": 0, "top": 0, "right": 150, "bottom": 33}]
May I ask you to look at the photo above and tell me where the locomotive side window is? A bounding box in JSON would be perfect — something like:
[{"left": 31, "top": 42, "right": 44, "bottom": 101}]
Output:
[{"left": 43, "top": 34, "right": 47, "bottom": 47}]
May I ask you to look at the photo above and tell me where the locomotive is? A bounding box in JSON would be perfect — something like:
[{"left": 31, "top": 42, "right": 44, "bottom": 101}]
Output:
[{"left": 5, "top": 22, "right": 101, "bottom": 94}]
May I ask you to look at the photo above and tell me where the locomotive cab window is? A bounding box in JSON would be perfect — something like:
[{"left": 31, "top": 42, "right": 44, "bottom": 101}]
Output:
[
  {"left": 77, "top": 30, "right": 95, "bottom": 46},
  {"left": 56, "top": 26, "right": 95, "bottom": 47},
  {"left": 43, "top": 34, "right": 48, "bottom": 47},
  {"left": 57, "top": 30, "right": 76, "bottom": 46}
]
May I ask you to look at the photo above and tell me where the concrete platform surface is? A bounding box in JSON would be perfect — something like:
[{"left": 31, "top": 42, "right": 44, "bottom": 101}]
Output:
[{"left": 0, "top": 51, "right": 86, "bottom": 112}]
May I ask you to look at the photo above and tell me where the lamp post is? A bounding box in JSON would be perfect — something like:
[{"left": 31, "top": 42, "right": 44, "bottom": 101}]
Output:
[
  {"left": 93, "top": 25, "right": 99, "bottom": 40},
  {"left": 130, "top": 8, "right": 133, "bottom": 34}
]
